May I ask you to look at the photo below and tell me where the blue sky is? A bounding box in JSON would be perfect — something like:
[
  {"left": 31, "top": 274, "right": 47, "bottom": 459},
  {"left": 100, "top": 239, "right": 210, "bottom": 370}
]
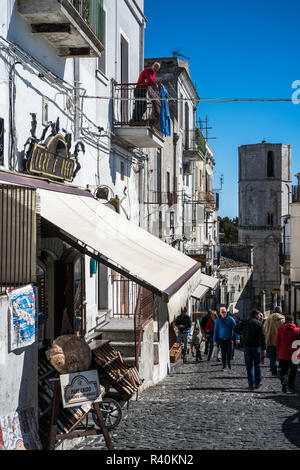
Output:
[{"left": 144, "top": 0, "right": 300, "bottom": 218}]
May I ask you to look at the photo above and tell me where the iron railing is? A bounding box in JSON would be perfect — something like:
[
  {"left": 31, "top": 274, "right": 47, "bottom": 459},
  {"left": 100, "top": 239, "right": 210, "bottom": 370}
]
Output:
[
  {"left": 70, "top": 0, "right": 104, "bottom": 41},
  {"left": 0, "top": 184, "right": 36, "bottom": 295},
  {"left": 184, "top": 128, "right": 206, "bottom": 155},
  {"left": 292, "top": 185, "right": 300, "bottom": 203},
  {"left": 113, "top": 83, "right": 162, "bottom": 135},
  {"left": 111, "top": 275, "right": 139, "bottom": 318},
  {"left": 147, "top": 191, "right": 178, "bottom": 206}
]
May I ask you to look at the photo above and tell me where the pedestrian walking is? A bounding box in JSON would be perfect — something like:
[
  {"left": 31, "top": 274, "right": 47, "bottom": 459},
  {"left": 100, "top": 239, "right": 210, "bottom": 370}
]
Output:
[
  {"left": 234, "top": 310, "right": 266, "bottom": 390},
  {"left": 264, "top": 306, "right": 285, "bottom": 375},
  {"left": 191, "top": 321, "right": 203, "bottom": 362},
  {"left": 203, "top": 310, "right": 218, "bottom": 361},
  {"left": 201, "top": 310, "right": 211, "bottom": 355},
  {"left": 213, "top": 307, "right": 240, "bottom": 371},
  {"left": 257, "top": 311, "right": 266, "bottom": 363},
  {"left": 175, "top": 306, "right": 192, "bottom": 363},
  {"left": 275, "top": 315, "right": 300, "bottom": 393}
]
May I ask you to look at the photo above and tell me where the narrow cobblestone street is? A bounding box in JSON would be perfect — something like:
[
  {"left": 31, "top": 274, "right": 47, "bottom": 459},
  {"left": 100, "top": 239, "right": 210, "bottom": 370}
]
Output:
[{"left": 73, "top": 349, "right": 300, "bottom": 450}]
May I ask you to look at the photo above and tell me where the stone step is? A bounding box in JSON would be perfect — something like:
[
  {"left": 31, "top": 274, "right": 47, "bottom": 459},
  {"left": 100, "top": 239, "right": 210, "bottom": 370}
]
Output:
[
  {"left": 97, "top": 318, "right": 135, "bottom": 342},
  {"left": 109, "top": 341, "right": 136, "bottom": 357}
]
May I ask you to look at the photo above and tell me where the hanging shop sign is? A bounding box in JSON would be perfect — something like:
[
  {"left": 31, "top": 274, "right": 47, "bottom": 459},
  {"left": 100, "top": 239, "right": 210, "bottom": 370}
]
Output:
[
  {"left": 23, "top": 115, "right": 85, "bottom": 182},
  {"left": 60, "top": 369, "right": 104, "bottom": 409},
  {"left": 272, "top": 288, "right": 280, "bottom": 295}
]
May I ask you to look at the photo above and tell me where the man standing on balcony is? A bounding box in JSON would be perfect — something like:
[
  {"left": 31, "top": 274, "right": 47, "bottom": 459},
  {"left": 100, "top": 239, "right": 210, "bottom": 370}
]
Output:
[{"left": 131, "top": 62, "right": 160, "bottom": 123}]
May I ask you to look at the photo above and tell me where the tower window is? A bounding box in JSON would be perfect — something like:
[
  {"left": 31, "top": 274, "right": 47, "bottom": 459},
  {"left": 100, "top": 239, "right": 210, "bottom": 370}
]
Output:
[
  {"left": 267, "top": 213, "right": 274, "bottom": 225},
  {"left": 267, "top": 151, "right": 274, "bottom": 177}
]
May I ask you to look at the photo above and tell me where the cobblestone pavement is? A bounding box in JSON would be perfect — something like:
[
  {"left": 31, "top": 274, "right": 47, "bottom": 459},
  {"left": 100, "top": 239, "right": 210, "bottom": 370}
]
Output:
[{"left": 73, "top": 349, "right": 300, "bottom": 450}]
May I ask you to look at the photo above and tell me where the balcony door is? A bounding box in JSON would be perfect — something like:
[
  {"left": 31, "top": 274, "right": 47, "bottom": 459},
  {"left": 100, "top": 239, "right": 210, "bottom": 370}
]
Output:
[{"left": 121, "top": 35, "right": 129, "bottom": 123}]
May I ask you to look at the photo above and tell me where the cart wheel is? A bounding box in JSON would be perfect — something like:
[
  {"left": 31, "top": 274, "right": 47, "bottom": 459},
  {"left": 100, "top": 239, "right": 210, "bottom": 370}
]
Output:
[{"left": 92, "top": 398, "right": 122, "bottom": 431}]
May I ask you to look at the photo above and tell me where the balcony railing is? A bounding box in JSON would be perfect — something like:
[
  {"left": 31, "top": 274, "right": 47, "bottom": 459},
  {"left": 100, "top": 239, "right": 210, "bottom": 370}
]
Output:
[
  {"left": 292, "top": 185, "right": 300, "bottom": 203},
  {"left": 197, "top": 191, "right": 215, "bottom": 207},
  {"left": 184, "top": 128, "right": 206, "bottom": 159},
  {"left": 147, "top": 191, "right": 178, "bottom": 206},
  {"left": 71, "top": 0, "right": 104, "bottom": 42},
  {"left": 18, "top": 0, "right": 104, "bottom": 57},
  {"left": 113, "top": 83, "right": 164, "bottom": 148},
  {"left": 114, "top": 84, "right": 162, "bottom": 135}
]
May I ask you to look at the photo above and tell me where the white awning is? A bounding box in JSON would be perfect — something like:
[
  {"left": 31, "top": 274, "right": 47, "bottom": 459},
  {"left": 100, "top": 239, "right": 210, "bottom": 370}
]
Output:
[
  {"left": 200, "top": 275, "right": 219, "bottom": 290},
  {"left": 191, "top": 285, "right": 209, "bottom": 300},
  {"left": 37, "top": 189, "right": 215, "bottom": 319}
]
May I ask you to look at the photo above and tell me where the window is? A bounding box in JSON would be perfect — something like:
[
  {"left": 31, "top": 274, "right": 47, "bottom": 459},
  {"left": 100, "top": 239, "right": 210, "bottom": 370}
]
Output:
[
  {"left": 120, "top": 160, "right": 125, "bottom": 181},
  {"left": 98, "top": 8, "right": 106, "bottom": 74},
  {"left": 185, "top": 102, "right": 189, "bottom": 149},
  {"left": 267, "top": 151, "right": 274, "bottom": 177},
  {"left": 120, "top": 35, "right": 129, "bottom": 122},
  {"left": 170, "top": 211, "right": 175, "bottom": 233},
  {"left": 179, "top": 93, "right": 183, "bottom": 128},
  {"left": 159, "top": 211, "right": 163, "bottom": 238},
  {"left": 267, "top": 212, "right": 274, "bottom": 225},
  {"left": 166, "top": 171, "right": 170, "bottom": 194}
]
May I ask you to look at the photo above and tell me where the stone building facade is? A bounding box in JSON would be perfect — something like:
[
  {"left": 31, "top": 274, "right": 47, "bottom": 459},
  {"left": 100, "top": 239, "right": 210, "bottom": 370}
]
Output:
[{"left": 238, "top": 141, "right": 291, "bottom": 312}]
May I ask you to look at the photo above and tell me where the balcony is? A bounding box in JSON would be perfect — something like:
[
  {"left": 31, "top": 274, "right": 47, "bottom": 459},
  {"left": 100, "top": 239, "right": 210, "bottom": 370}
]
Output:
[
  {"left": 197, "top": 190, "right": 216, "bottom": 209},
  {"left": 292, "top": 185, "right": 300, "bottom": 203},
  {"left": 183, "top": 128, "right": 206, "bottom": 161},
  {"left": 17, "top": 0, "right": 105, "bottom": 57},
  {"left": 147, "top": 191, "right": 178, "bottom": 207},
  {"left": 113, "top": 84, "right": 164, "bottom": 148}
]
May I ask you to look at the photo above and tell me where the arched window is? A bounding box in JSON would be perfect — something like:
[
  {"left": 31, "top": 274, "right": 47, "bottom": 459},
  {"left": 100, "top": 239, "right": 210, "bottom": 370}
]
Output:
[{"left": 267, "top": 151, "right": 274, "bottom": 177}]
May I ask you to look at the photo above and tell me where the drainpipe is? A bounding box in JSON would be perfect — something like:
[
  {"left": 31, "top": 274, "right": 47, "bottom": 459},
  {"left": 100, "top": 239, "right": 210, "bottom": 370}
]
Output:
[
  {"left": 73, "top": 58, "right": 80, "bottom": 141},
  {"left": 173, "top": 133, "right": 179, "bottom": 195}
]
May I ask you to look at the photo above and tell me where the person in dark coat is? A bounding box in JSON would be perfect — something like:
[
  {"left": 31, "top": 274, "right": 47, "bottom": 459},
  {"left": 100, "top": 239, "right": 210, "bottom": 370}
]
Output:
[
  {"left": 234, "top": 310, "right": 266, "bottom": 390},
  {"left": 275, "top": 315, "right": 300, "bottom": 393},
  {"left": 175, "top": 307, "right": 192, "bottom": 363}
]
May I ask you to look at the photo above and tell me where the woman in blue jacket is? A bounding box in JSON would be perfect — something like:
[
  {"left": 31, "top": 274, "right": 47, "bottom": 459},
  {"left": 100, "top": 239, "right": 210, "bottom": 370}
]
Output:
[{"left": 213, "top": 307, "right": 240, "bottom": 371}]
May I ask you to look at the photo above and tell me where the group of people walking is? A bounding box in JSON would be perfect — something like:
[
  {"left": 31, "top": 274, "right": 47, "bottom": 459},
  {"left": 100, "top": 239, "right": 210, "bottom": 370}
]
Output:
[{"left": 175, "top": 305, "right": 300, "bottom": 393}]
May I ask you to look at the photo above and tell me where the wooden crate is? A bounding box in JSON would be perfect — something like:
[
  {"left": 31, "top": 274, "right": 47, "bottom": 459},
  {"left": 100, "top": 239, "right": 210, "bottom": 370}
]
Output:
[{"left": 169, "top": 343, "right": 183, "bottom": 363}]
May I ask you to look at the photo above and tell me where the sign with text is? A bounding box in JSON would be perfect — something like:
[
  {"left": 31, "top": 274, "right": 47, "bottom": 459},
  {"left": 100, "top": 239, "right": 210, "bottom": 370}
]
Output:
[
  {"left": 29, "top": 139, "right": 76, "bottom": 182},
  {"left": 60, "top": 370, "right": 104, "bottom": 408},
  {"left": 272, "top": 288, "right": 280, "bottom": 294}
]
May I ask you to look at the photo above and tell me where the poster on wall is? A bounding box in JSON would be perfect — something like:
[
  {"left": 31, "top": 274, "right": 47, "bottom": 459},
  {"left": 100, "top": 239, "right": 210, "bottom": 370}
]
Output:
[
  {"left": 7, "top": 284, "right": 37, "bottom": 351},
  {"left": 0, "top": 408, "right": 42, "bottom": 450}
]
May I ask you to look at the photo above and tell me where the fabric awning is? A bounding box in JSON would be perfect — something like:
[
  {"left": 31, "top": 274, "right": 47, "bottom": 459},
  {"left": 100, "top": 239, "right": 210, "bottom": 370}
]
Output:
[
  {"left": 199, "top": 275, "right": 219, "bottom": 290},
  {"left": 191, "top": 285, "right": 209, "bottom": 300},
  {"left": 36, "top": 189, "right": 215, "bottom": 320}
]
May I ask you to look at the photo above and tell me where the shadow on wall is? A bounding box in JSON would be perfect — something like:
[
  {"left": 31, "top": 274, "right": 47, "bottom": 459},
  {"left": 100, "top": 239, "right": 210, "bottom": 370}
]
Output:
[
  {"left": 7, "top": 1, "right": 67, "bottom": 79},
  {"left": 16, "top": 343, "right": 38, "bottom": 414},
  {"left": 109, "top": 153, "right": 132, "bottom": 186},
  {"left": 235, "top": 273, "right": 254, "bottom": 320}
]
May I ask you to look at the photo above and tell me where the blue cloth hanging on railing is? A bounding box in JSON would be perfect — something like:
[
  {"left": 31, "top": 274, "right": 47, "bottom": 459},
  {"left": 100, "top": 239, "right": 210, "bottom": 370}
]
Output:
[{"left": 160, "top": 85, "right": 171, "bottom": 137}]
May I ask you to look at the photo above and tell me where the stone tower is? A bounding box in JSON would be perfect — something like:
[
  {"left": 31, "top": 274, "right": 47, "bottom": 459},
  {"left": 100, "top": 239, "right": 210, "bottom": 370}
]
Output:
[{"left": 238, "top": 142, "right": 291, "bottom": 312}]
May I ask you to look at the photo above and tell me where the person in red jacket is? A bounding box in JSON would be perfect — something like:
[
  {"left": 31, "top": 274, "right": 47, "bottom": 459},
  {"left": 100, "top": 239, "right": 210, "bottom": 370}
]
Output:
[
  {"left": 204, "top": 310, "right": 218, "bottom": 361},
  {"left": 275, "top": 315, "right": 300, "bottom": 393},
  {"left": 131, "top": 62, "right": 160, "bottom": 122}
]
